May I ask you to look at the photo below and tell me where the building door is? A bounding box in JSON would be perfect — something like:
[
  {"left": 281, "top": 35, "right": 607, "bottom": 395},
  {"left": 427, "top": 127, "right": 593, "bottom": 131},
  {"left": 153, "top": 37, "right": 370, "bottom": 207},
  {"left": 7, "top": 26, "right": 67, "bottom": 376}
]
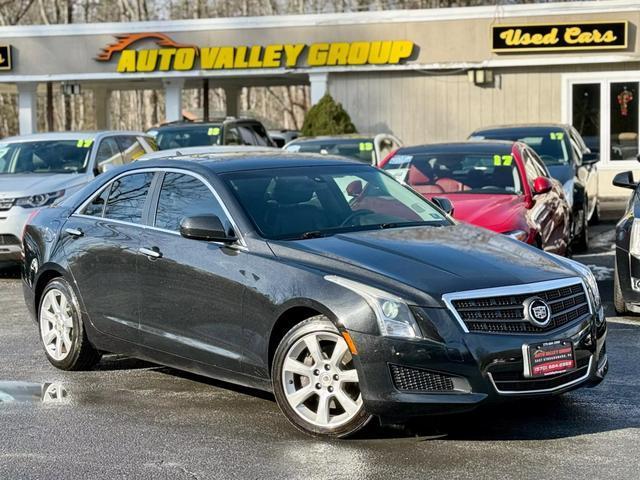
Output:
[{"left": 565, "top": 73, "right": 640, "bottom": 213}]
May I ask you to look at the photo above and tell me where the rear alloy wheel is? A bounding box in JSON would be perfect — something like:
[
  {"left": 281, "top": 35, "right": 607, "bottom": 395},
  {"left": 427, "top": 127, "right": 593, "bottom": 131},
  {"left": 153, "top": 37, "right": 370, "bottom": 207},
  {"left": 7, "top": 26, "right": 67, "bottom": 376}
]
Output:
[
  {"left": 272, "top": 316, "right": 372, "bottom": 438},
  {"left": 39, "top": 278, "right": 101, "bottom": 370},
  {"left": 573, "top": 201, "right": 589, "bottom": 253}
]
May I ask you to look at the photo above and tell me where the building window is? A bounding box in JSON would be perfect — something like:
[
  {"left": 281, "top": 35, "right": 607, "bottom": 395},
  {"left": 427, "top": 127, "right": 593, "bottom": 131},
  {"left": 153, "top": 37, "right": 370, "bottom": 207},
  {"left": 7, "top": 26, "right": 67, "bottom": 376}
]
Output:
[
  {"left": 610, "top": 82, "right": 638, "bottom": 161},
  {"left": 572, "top": 83, "right": 600, "bottom": 154}
]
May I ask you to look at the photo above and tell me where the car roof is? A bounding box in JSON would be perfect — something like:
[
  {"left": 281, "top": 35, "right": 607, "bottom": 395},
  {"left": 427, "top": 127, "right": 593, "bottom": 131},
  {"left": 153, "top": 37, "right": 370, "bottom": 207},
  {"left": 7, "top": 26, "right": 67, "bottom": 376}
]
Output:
[
  {"left": 1, "top": 131, "right": 146, "bottom": 142},
  {"left": 472, "top": 124, "right": 570, "bottom": 136},
  {"left": 138, "top": 145, "right": 277, "bottom": 161},
  {"left": 288, "top": 134, "right": 375, "bottom": 143},
  {"left": 397, "top": 140, "right": 517, "bottom": 155},
  {"left": 126, "top": 152, "right": 363, "bottom": 174},
  {"left": 152, "top": 118, "right": 263, "bottom": 130}
]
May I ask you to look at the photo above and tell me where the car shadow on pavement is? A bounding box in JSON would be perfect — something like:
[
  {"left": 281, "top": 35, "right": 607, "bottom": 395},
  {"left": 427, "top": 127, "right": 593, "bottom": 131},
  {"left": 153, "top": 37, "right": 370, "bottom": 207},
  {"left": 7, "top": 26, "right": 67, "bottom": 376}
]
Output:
[
  {"left": 93, "top": 354, "right": 161, "bottom": 372},
  {"left": 362, "top": 393, "right": 639, "bottom": 442},
  {"left": 156, "top": 366, "right": 276, "bottom": 402}
]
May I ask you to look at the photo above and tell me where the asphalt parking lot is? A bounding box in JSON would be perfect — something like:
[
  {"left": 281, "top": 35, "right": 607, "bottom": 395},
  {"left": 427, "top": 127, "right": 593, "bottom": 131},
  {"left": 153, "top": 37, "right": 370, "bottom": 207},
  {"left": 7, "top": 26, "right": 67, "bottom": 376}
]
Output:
[{"left": 0, "top": 222, "right": 639, "bottom": 480}]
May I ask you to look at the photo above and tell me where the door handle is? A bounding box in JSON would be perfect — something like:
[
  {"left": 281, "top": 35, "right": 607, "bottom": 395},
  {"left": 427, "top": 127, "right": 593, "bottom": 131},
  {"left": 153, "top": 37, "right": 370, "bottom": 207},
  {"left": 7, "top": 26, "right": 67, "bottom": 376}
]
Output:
[
  {"left": 139, "top": 247, "right": 162, "bottom": 259},
  {"left": 65, "top": 228, "right": 84, "bottom": 238}
]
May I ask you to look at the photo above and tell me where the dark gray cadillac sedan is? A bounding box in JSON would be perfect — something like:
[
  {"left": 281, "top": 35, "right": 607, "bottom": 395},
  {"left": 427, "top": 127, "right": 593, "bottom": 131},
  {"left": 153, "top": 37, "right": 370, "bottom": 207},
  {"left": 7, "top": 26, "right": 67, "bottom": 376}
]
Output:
[{"left": 22, "top": 153, "right": 607, "bottom": 438}]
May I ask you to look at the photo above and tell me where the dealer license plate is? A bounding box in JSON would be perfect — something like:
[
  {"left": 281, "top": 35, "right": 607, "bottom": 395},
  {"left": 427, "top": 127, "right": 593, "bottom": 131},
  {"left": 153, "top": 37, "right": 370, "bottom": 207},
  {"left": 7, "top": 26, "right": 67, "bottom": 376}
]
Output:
[{"left": 523, "top": 339, "right": 576, "bottom": 378}]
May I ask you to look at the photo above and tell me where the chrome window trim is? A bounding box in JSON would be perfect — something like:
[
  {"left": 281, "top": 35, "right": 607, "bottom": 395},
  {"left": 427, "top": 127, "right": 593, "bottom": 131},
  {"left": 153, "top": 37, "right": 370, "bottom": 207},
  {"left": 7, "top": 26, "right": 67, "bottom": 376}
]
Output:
[
  {"left": 441, "top": 277, "right": 586, "bottom": 334},
  {"left": 488, "top": 355, "right": 593, "bottom": 396},
  {"left": 71, "top": 167, "right": 247, "bottom": 249}
]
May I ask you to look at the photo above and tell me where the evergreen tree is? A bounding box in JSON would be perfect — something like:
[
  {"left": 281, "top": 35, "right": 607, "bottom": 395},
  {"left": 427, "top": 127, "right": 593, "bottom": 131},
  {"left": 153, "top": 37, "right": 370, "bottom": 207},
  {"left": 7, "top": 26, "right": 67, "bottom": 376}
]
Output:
[{"left": 301, "top": 94, "right": 357, "bottom": 136}]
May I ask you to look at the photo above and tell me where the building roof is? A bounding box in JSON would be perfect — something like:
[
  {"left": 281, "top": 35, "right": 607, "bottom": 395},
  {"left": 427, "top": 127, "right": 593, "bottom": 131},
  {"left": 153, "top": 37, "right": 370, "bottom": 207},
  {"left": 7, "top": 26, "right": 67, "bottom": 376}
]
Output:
[{"left": 0, "top": 1, "right": 636, "bottom": 38}]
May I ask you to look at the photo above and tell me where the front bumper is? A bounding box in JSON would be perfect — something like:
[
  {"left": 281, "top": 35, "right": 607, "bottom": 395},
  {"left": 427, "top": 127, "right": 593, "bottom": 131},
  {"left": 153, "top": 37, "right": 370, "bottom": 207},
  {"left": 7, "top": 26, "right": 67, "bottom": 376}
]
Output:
[
  {"left": 349, "top": 307, "right": 607, "bottom": 420},
  {"left": 0, "top": 206, "right": 32, "bottom": 261}
]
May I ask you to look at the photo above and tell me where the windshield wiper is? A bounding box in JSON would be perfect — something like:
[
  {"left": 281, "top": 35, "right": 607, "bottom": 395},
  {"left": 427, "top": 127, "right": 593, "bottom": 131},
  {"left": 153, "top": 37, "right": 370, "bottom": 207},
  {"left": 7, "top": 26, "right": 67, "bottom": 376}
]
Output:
[{"left": 300, "top": 230, "right": 328, "bottom": 239}]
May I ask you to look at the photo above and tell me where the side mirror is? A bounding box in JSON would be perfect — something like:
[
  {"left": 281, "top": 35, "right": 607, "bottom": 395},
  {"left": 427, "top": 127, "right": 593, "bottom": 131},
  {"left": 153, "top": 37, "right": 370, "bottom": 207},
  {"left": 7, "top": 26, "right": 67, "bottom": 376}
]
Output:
[
  {"left": 612, "top": 171, "right": 637, "bottom": 190},
  {"left": 432, "top": 197, "right": 454, "bottom": 216},
  {"left": 179, "top": 215, "right": 237, "bottom": 243},
  {"left": 346, "top": 180, "right": 363, "bottom": 197},
  {"left": 582, "top": 152, "right": 600, "bottom": 165},
  {"left": 533, "top": 177, "right": 553, "bottom": 195}
]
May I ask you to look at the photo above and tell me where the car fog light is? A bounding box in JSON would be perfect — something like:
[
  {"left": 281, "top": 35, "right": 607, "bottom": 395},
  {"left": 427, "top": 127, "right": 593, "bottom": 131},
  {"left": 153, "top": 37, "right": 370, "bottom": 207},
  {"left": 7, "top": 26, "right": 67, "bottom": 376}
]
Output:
[
  {"left": 632, "top": 277, "right": 640, "bottom": 292},
  {"left": 597, "top": 305, "right": 605, "bottom": 326},
  {"left": 381, "top": 300, "right": 400, "bottom": 319}
]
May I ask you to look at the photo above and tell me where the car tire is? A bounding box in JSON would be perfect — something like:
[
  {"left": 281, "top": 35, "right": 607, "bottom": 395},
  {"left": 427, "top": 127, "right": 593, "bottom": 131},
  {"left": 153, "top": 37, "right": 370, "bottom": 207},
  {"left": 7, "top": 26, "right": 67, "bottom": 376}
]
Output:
[
  {"left": 614, "top": 263, "right": 628, "bottom": 315},
  {"left": 573, "top": 201, "right": 589, "bottom": 253},
  {"left": 38, "top": 278, "right": 101, "bottom": 371},
  {"left": 271, "top": 316, "right": 373, "bottom": 438},
  {"left": 590, "top": 199, "right": 600, "bottom": 225}
]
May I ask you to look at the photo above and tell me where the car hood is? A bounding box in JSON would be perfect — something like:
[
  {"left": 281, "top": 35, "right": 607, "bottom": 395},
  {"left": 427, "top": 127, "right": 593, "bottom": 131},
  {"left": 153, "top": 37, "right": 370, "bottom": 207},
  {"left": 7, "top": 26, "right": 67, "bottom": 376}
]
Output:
[
  {"left": 425, "top": 193, "right": 525, "bottom": 232},
  {"left": 0, "top": 173, "right": 89, "bottom": 198},
  {"left": 268, "top": 223, "right": 577, "bottom": 306},
  {"left": 547, "top": 165, "right": 573, "bottom": 185}
]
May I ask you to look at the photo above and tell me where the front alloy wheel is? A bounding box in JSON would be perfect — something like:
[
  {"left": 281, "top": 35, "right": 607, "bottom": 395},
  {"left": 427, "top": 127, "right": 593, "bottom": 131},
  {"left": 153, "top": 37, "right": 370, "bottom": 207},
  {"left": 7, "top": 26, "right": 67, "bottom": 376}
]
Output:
[{"left": 272, "top": 316, "right": 372, "bottom": 437}]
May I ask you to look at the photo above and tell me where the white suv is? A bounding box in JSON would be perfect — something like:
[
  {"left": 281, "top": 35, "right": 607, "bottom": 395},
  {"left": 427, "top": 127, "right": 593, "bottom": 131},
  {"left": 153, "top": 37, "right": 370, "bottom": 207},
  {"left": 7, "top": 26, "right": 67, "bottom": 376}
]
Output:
[{"left": 0, "top": 131, "right": 156, "bottom": 263}]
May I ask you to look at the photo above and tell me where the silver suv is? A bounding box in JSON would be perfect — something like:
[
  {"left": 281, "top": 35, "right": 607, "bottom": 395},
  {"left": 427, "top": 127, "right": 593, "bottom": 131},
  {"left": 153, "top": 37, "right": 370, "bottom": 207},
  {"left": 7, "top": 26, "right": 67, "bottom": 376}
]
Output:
[{"left": 0, "top": 131, "right": 156, "bottom": 263}]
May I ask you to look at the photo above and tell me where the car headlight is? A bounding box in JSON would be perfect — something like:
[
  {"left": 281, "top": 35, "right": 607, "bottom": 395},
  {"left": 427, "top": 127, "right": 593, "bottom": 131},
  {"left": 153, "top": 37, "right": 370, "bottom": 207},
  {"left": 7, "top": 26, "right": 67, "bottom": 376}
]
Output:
[
  {"left": 325, "top": 275, "right": 421, "bottom": 339},
  {"left": 549, "top": 253, "right": 603, "bottom": 322},
  {"left": 14, "top": 190, "right": 65, "bottom": 208},
  {"left": 504, "top": 229, "right": 528, "bottom": 242},
  {"left": 562, "top": 179, "right": 574, "bottom": 208},
  {"left": 630, "top": 218, "right": 640, "bottom": 257}
]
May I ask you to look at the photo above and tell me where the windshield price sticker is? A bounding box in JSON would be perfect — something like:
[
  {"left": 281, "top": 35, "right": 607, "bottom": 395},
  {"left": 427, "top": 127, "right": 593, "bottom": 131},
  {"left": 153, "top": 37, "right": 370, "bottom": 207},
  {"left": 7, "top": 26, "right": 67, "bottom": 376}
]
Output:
[
  {"left": 493, "top": 154, "right": 513, "bottom": 166},
  {"left": 550, "top": 132, "right": 564, "bottom": 140},
  {"left": 208, "top": 127, "right": 220, "bottom": 136},
  {"left": 359, "top": 142, "right": 373, "bottom": 152},
  {"left": 76, "top": 139, "right": 94, "bottom": 148}
]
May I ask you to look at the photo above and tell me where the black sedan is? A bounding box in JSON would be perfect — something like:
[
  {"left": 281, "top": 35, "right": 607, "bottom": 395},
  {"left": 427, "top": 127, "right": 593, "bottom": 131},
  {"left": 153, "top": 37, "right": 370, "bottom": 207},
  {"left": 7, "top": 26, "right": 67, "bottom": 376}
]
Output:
[
  {"left": 612, "top": 171, "right": 640, "bottom": 314},
  {"left": 22, "top": 153, "right": 607, "bottom": 438},
  {"left": 470, "top": 124, "right": 600, "bottom": 251}
]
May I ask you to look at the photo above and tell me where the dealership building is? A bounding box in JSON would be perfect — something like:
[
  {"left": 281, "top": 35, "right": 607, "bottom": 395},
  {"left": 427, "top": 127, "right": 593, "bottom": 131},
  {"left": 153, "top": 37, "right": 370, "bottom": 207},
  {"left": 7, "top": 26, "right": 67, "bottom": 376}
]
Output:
[{"left": 0, "top": 0, "right": 638, "bottom": 210}]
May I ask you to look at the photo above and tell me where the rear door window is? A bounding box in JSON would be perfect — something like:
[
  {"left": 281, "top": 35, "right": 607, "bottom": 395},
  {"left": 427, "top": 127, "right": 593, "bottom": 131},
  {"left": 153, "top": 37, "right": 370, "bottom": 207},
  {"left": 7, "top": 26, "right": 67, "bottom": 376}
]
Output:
[
  {"left": 154, "top": 173, "right": 230, "bottom": 232},
  {"left": 103, "top": 173, "right": 154, "bottom": 224}
]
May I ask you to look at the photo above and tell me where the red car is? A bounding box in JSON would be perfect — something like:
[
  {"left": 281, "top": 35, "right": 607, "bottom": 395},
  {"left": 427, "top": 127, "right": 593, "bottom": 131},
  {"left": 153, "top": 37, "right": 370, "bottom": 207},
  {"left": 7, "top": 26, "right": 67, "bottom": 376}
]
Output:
[{"left": 380, "top": 141, "right": 571, "bottom": 255}]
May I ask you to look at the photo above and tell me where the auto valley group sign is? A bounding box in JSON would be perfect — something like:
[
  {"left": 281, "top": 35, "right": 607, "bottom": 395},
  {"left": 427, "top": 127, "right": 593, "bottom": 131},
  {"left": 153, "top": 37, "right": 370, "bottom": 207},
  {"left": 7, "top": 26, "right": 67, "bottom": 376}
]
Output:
[
  {"left": 492, "top": 21, "right": 628, "bottom": 52},
  {"left": 95, "top": 33, "right": 415, "bottom": 72}
]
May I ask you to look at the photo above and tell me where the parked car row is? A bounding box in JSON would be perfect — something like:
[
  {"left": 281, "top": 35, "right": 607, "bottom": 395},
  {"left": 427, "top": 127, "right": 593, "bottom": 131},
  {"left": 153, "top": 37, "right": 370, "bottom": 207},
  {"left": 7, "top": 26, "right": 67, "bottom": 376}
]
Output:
[
  {"left": 0, "top": 119, "right": 603, "bottom": 265},
  {"left": 0, "top": 116, "right": 614, "bottom": 439}
]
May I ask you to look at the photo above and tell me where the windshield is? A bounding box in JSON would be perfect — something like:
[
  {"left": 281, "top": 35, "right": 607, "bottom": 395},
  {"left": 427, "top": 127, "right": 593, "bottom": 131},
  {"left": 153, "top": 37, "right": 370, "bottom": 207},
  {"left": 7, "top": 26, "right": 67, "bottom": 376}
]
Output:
[
  {"left": 284, "top": 138, "right": 375, "bottom": 163},
  {"left": 474, "top": 130, "right": 569, "bottom": 166},
  {"left": 223, "top": 165, "right": 450, "bottom": 240},
  {"left": 0, "top": 140, "right": 91, "bottom": 174},
  {"left": 383, "top": 151, "right": 523, "bottom": 195},
  {"left": 154, "top": 125, "right": 221, "bottom": 150}
]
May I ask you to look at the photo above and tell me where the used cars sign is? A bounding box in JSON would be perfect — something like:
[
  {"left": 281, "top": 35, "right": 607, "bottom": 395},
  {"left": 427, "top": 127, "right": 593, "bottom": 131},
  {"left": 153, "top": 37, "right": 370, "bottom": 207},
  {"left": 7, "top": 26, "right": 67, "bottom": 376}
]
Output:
[{"left": 492, "top": 21, "right": 627, "bottom": 52}]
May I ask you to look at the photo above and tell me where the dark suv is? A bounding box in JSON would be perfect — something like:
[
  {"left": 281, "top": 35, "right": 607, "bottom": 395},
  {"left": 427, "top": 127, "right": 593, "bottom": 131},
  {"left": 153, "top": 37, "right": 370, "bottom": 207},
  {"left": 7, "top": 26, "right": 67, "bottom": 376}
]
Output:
[{"left": 148, "top": 118, "right": 276, "bottom": 150}]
